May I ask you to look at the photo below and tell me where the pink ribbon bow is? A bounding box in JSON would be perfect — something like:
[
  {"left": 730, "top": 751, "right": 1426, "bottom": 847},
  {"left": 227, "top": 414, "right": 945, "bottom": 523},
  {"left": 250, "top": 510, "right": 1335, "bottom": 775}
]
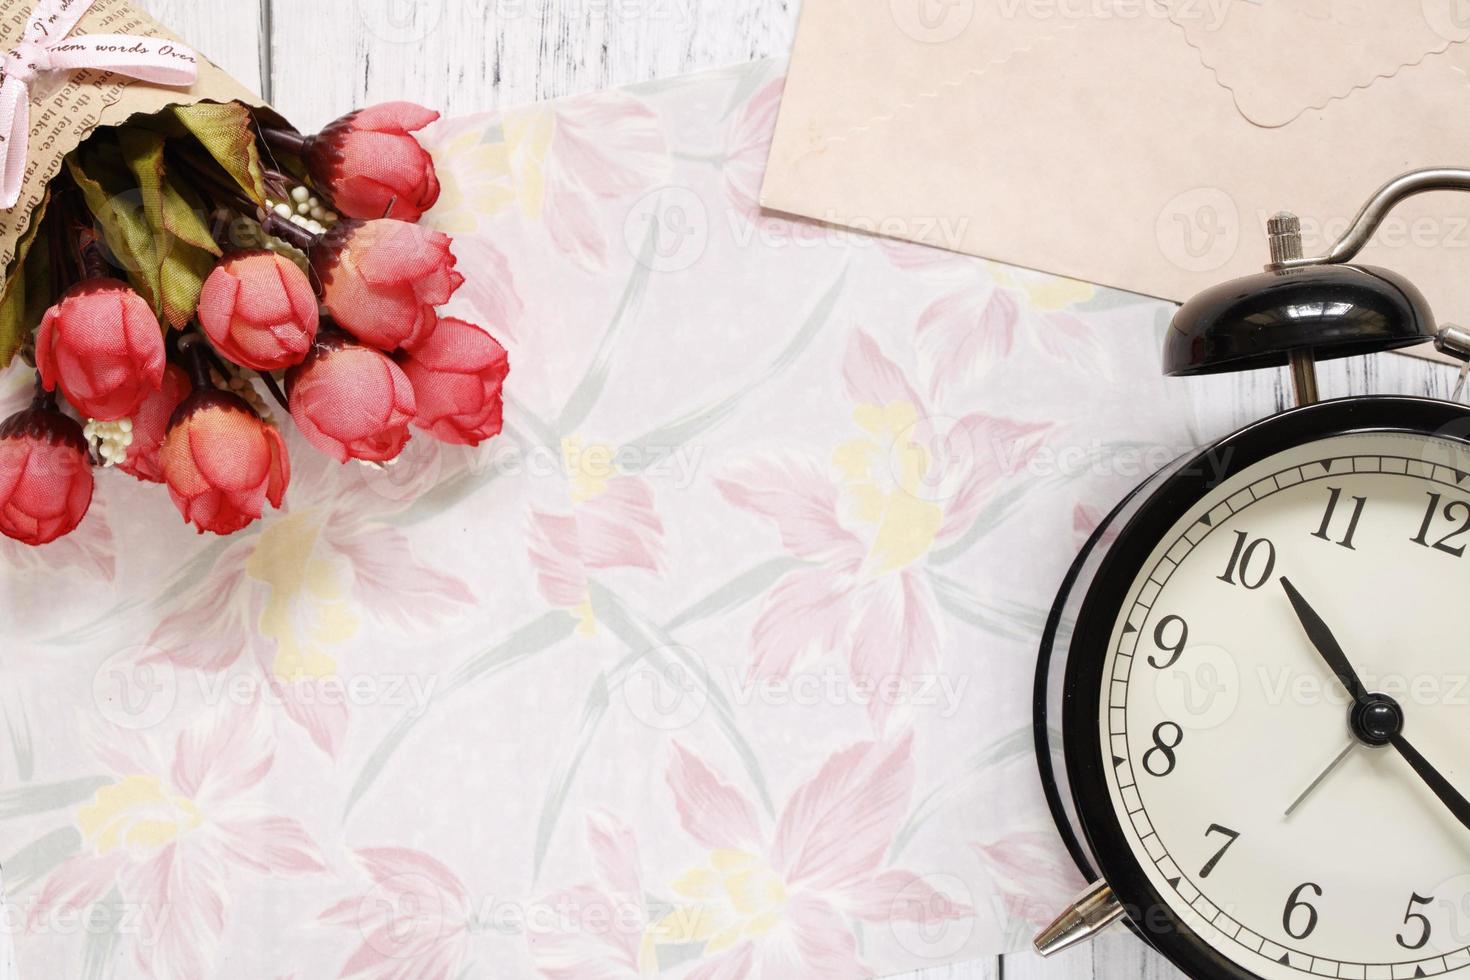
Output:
[{"left": 0, "top": 0, "right": 197, "bottom": 208}]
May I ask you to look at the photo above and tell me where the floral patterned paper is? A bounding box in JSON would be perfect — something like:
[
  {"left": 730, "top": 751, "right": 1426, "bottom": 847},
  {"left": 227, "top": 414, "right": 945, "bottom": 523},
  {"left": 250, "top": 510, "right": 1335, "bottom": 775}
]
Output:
[{"left": 1, "top": 60, "right": 1218, "bottom": 979}]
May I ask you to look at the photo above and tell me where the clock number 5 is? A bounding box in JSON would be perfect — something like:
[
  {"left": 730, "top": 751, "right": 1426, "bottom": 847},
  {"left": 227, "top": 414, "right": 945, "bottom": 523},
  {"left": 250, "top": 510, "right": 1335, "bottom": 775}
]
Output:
[
  {"left": 1397, "top": 892, "right": 1434, "bottom": 951},
  {"left": 1412, "top": 492, "right": 1470, "bottom": 557},
  {"left": 1282, "top": 882, "right": 1322, "bottom": 941},
  {"left": 1219, "top": 532, "right": 1276, "bottom": 589}
]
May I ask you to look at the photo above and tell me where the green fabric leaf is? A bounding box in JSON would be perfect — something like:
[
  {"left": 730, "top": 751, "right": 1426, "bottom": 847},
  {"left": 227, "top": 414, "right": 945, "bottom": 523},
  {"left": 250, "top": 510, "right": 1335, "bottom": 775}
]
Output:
[
  {"left": 170, "top": 101, "right": 268, "bottom": 206},
  {"left": 0, "top": 191, "right": 51, "bottom": 368}
]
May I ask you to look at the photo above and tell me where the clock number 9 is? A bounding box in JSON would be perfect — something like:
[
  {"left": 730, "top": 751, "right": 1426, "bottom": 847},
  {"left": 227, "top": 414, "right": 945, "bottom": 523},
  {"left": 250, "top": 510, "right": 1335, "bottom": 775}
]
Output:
[
  {"left": 1142, "top": 722, "right": 1183, "bottom": 777},
  {"left": 1282, "top": 882, "right": 1322, "bottom": 941},
  {"left": 1218, "top": 531, "right": 1276, "bottom": 589},
  {"left": 1149, "top": 615, "right": 1189, "bottom": 669},
  {"left": 1396, "top": 892, "right": 1434, "bottom": 951}
]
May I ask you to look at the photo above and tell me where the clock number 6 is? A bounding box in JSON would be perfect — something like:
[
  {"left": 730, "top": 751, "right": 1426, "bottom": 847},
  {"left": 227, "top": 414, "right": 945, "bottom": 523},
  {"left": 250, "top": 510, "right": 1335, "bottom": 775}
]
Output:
[
  {"left": 1397, "top": 892, "right": 1434, "bottom": 951},
  {"left": 1142, "top": 722, "right": 1183, "bottom": 777},
  {"left": 1282, "top": 882, "right": 1322, "bottom": 941},
  {"left": 1219, "top": 531, "right": 1276, "bottom": 589}
]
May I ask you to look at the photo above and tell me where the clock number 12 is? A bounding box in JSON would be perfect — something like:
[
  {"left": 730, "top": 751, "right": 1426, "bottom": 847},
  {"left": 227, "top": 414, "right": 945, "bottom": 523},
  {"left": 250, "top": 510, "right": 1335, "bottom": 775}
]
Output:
[{"left": 1412, "top": 492, "right": 1470, "bottom": 557}]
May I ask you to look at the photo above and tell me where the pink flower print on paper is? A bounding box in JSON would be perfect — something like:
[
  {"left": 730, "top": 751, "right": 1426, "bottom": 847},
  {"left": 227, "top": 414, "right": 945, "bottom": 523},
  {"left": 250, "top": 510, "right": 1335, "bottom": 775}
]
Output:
[
  {"left": 429, "top": 92, "right": 668, "bottom": 266},
  {"left": 27, "top": 704, "right": 324, "bottom": 980},
  {"left": 320, "top": 848, "right": 471, "bottom": 980},
  {"left": 648, "top": 733, "right": 971, "bottom": 977},
  {"left": 916, "top": 264, "right": 1103, "bottom": 399},
  {"left": 724, "top": 77, "right": 784, "bottom": 224},
  {"left": 527, "top": 437, "right": 664, "bottom": 634},
  {"left": 144, "top": 441, "right": 474, "bottom": 756},
  {"left": 527, "top": 811, "right": 657, "bottom": 979},
  {"left": 717, "top": 329, "right": 1050, "bottom": 730},
  {"left": 972, "top": 832, "right": 1085, "bottom": 930}
]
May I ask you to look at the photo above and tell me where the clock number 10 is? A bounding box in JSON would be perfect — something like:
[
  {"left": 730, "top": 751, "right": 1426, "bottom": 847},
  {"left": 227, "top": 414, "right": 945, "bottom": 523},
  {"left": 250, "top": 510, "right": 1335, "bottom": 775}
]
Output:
[{"left": 1219, "top": 532, "right": 1276, "bottom": 589}]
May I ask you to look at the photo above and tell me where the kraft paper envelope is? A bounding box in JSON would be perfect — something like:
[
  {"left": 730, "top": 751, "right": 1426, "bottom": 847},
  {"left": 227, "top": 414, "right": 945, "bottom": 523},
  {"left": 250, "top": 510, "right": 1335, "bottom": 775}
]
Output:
[{"left": 760, "top": 0, "right": 1470, "bottom": 351}]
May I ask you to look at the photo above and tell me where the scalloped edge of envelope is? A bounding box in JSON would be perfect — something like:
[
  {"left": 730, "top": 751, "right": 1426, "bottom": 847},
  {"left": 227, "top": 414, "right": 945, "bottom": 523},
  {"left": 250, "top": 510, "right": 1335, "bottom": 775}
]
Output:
[{"left": 760, "top": 0, "right": 1470, "bottom": 363}]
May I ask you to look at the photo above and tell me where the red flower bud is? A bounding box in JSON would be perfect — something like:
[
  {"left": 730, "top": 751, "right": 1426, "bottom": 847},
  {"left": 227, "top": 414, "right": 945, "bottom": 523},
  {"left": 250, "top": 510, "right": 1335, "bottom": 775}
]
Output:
[
  {"left": 396, "top": 317, "right": 508, "bottom": 446},
  {"left": 35, "top": 279, "right": 165, "bottom": 421},
  {"left": 0, "top": 406, "right": 94, "bottom": 545},
  {"left": 161, "top": 391, "right": 289, "bottom": 535},
  {"left": 305, "top": 102, "right": 442, "bottom": 222},
  {"left": 314, "top": 219, "right": 463, "bottom": 352},
  {"left": 118, "top": 364, "right": 190, "bottom": 483},
  {"left": 198, "top": 251, "right": 320, "bottom": 371},
  {"left": 287, "top": 334, "right": 416, "bottom": 463}
]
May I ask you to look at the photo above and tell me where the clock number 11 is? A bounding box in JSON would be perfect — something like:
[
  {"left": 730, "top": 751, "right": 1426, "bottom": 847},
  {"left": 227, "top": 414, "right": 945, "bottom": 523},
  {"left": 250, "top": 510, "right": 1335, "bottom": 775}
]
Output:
[{"left": 1313, "top": 486, "right": 1366, "bottom": 550}]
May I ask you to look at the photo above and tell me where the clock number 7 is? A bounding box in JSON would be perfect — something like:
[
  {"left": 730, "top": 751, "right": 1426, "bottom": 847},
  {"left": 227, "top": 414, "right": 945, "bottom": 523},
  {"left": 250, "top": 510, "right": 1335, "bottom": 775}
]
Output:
[
  {"left": 1198, "top": 823, "right": 1239, "bottom": 878},
  {"left": 1312, "top": 487, "right": 1366, "bottom": 550},
  {"left": 1396, "top": 892, "right": 1434, "bottom": 951}
]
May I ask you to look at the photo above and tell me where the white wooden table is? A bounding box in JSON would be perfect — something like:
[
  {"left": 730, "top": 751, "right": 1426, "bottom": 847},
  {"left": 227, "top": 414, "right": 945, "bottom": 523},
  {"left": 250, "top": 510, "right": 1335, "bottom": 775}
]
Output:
[{"left": 132, "top": 3, "right": 1464, "bottom": 978}]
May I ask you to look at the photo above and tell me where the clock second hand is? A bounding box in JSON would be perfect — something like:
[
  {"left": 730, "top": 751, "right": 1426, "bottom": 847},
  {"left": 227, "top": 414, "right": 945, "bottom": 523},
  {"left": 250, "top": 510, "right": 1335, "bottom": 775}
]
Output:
[
  {"left": 1279, "top": 576, "right": 1470, "bottom": 832},
  {"left": 1284, "top": 740, "right": 1356, "bottom": 818}
]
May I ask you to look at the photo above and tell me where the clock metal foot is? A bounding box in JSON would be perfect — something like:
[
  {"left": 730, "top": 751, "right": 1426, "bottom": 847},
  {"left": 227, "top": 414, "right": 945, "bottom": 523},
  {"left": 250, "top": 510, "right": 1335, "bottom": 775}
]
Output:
[{"left": 1032, "top": 878, "right": 1125, "bottom": 957}]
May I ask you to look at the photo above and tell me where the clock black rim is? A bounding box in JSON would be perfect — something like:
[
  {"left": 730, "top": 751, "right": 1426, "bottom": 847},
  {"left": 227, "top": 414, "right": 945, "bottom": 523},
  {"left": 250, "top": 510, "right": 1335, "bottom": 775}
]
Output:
[{"left": 1061, "top": 395, "right": 1470, "bottom": 980}]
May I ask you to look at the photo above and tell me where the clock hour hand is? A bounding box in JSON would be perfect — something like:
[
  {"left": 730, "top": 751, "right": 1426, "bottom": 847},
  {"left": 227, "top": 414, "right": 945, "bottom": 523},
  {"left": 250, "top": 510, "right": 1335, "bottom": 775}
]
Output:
[
  {"left": 1279, "top": 577, "right": 1369, "bottom": 704},
  {"left": 1390, "top": 732, "right": 1470, "bottom": 832}
]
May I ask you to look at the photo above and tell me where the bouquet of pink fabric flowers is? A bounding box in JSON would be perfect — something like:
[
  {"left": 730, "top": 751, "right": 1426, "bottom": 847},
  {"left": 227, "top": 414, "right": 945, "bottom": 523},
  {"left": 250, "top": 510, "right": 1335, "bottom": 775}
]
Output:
[{"left": 0, "top": 100, "right": 509, "bottom": 543}]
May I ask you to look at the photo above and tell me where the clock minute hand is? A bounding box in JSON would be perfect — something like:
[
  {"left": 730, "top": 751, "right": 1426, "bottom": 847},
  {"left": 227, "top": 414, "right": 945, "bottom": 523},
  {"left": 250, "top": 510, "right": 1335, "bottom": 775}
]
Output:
[
  {"left": 1389, "top": 732, "right": 1470, "bottom": 832},
  {"left": 1279, "top": 577, "right": 1369, "bottom": 704}
]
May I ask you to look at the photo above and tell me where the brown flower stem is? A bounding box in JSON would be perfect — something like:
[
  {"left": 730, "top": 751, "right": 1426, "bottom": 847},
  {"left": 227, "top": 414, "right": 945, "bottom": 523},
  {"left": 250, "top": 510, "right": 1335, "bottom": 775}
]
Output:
[
  {"left": 256, "top": 371, "right": 290, "bottom": 413},
  {"left": 30, "top": 378, "right": 57, "bottom": 412},
  {"left": 259, "top": 126, "right": 311, "bottom": 157},
  {"left": 180, "top": 340, "right": 215, "bottom": 392},
  {"left": 261, "top": 212, "right": 321, "bottom": 254}
]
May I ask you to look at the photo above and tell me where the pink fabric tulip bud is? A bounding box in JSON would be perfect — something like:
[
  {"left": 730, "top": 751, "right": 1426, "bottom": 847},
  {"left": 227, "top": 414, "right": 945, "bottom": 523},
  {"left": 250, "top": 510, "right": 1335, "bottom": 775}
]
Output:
[
  {"left": 0, "top": 402, "right": 94, "bottom": 545},
  {"left": 396, "top": 317, "right": 509, "bottom": 446},
  {"left": 312, "top": 219, "right": 463, "bottom": 352},
  {"left": 161, "top": 389, "right": 289, "bottom": 536},
  {"left": 198, "top": 250, "right": 319, "bottom": 371},
  {"left": 35, "top": 279, "right": 165, "bottom": 421},
  {"left": 304, "top": 102, "right": 442, "bottom": 221},
  {"left": 118, "top": 364, "right": 191, "bottom": 483},
  {"left": 286, "top": 332, "right": 417, "bottom": 463}
]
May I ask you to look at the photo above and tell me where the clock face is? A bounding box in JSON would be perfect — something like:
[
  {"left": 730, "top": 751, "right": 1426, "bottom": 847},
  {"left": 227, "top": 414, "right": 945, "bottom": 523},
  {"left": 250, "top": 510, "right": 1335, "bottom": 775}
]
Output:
[{"left": 1100, "top": 427, "right": 1470, "bottom": 979}]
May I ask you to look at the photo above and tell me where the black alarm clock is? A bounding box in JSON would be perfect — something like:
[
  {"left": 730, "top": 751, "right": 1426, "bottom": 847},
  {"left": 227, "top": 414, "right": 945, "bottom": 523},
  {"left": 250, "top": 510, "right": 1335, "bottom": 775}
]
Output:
[{"left": 1034, "top": 168, "right": 1470, "bottom": 979}]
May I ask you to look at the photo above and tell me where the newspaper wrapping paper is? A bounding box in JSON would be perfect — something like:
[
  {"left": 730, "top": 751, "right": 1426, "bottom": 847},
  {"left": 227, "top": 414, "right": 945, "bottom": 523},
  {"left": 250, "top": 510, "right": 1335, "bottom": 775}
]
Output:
[
  {"left": 0, "top": 0, "right": 263, "bottom": 273},
  {"left": 0, "top": 59, "right": 1226, "bottom": 979}
]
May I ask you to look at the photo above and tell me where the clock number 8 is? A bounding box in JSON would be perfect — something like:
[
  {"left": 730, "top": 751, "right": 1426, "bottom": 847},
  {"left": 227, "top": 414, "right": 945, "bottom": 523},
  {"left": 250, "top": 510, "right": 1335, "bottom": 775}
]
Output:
[
  {"left": 1218, "top": 531, "right": 1276, "bottom": 589},
  {"left": 1142, "top": 722, "right": 1183, "bottom": 777},
  {"left": 1282, "top": 882, "right": 1322, "bottom": 941}
]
